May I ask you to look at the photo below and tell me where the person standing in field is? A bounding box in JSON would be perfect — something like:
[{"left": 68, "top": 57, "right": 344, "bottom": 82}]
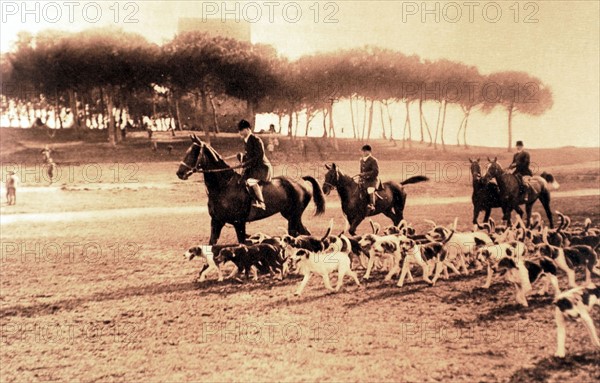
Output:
[
  {"left": 6, "top": 170, "right": 18, "bottom": 205},
  {"left": 41, "top": 145, "right": 52, "bottom": 162}
]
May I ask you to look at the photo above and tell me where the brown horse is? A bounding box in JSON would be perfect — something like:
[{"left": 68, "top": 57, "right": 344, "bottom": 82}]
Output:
[
  {"left": 469, "top": 158, "right": 504, "bottom": 226},
  {"left": 322, "top": 163, "right": 428, "bottom": 235},
  {"left": 176, "top": 135, "right": 325, "bottom": 244},
  {"left": 483, "top": 158, "right": 557, "bottom": 228}
]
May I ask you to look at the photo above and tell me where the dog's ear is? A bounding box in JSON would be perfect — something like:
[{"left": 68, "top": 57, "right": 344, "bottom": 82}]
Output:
[{"left": 475, "top": 237, "right": 485, "bottom": 246}]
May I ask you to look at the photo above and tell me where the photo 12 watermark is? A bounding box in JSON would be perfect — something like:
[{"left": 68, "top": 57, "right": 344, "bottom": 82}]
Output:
[
  {"left": 1, "top": 1, "right": 140, "bottom": 24},
  {"left": 401, "top": 1, "right": 540, "bottom": 24},
  {"left": 198, "top": 1, "right": 340, "bottom": 24},
  {"left": 0, "top": 241, "right": 141, "bottom": 264}
]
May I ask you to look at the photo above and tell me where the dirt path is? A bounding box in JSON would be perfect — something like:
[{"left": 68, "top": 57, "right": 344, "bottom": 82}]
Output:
[{"left": 2, "top": 188, "right": 598, "bottom": 225}]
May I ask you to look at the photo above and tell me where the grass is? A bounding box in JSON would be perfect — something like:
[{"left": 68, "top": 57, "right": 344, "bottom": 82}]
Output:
[{"left": 0, "top": 128, "right": 599, "bottom": 382}]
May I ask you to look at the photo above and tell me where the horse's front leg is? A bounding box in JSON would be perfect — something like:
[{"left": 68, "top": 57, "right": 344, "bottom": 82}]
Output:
[
  {"left": 209, "top": 219, "right": 225, "bottom": 245},
  {"left": 349, "top": 216, "right": 363, "bottom": 236},
  {"left": 502, "top": 206, "right": 512, "bottom": 227},
  {"left": 472, "top": 206, "right": 480, "bottom": 226},
  {"left": 233, "top": 222, "right": 247, "bottom": 244},
  {"left": 524, "top": 203, "right": 533, "bottom": 228}
]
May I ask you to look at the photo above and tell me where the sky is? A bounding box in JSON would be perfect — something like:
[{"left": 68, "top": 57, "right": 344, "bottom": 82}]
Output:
[{"left": 1, "top": 0, "right": 598, "bottom": 148}]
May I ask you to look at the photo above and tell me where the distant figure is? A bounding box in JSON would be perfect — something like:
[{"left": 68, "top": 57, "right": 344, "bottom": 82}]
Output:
[
  {"left": 273, "top": 137, "right": 280, "bottom": 150},
  {"left": 152, "top": 142, "right": 158, "bottom": 151},
  {"left": 269, "top": 124, "right": 276, "bottom": 133},
  {"left": 167, "top": 145, "right": 173, "bottom": 154},
  {"left": 46, "top": 159, "right": 57, "bottom": 184},
  {"left": 6, "top": 170, "right": 18, "bottom": 205},
  {"left": 298, "top": 140, "right": 307, "bottom": 159},
  {"left": 509, "top": 140, "right": 532, "bottom": 202},
  {"left": 267, "top": 138, "right": 275, "bottom": 155},
  {"left": 41, "top": 145, "right": 52, "bottom": 162}
]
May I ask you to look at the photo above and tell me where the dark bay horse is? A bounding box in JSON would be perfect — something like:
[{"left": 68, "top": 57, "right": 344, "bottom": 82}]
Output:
[
  {"left": 483, "top": 158, "right": 557, "bottom": 228},
  {"left": 176, "top": 135, "right": 325, "bottom": 244},
  {"left": 322, "top": 163, "right": 428, "bottom": 235},
  {"left": 469, "top": 158, "right": 503, "bottom": 226}
]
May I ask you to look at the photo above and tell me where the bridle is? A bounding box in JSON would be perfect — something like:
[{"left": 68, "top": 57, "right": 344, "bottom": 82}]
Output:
[
  {"left": 180, "top": 142, "right": 242, "bottom": 174},
  {"left": 323, "top": 168, "right": 341, "bottom": 190}
]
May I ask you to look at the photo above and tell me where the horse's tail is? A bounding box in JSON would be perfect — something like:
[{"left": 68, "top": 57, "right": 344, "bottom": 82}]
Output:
[
  {"left": 302, "top": 176, "right": 326, "bottom": 216},
  {"left": 400, "top": 175, "right": 429, "bottom": 186},
  {"left": 540, "top": 172, "right": 560, "bottom": 190}
]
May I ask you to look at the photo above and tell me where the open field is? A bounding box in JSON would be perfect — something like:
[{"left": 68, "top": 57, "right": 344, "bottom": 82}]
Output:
[{"left": 1, "top": 132, "right": 599, "bottom": 382}]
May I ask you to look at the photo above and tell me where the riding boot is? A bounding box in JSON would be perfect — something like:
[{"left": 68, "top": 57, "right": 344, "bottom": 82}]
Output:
[
  {"left": 367, "top": 192, "right": 376, "bottom": 212},
  {"left": 250, "top": 184, "right": 266, "bottom": 210}
]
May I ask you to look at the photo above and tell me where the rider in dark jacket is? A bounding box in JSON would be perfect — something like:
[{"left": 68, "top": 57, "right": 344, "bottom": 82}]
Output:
[
  {"left": 237, "top": 119, "right": 272, "bottom": 210},
  {"left": 359, "top": 145, "right": 379, "bottom": 211},
  {"left": 508, "top": 140, "right": 532, "bottom": 201}
]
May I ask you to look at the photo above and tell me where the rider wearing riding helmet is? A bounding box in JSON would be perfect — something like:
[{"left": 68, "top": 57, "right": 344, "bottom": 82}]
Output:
[
  {"left": 358, "top": 144, "right": 379, "bottom": 212},
  {"left": 508, "top": 140, "right": 532, "bottom": 202},
  {"left": 237, "top": 119, "right": 272, "bottom": 210}
]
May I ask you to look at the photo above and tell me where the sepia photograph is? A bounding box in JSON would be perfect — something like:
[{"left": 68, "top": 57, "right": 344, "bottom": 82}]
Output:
[{"left": 0, "top": 1, "right": 599, "bottom": 382}]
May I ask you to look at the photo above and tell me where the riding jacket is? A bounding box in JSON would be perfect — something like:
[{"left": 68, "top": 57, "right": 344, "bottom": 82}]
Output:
[
  {"left": 359, "top": 155, "right": 379, "bottom": 189},
  {"left": 241, "top": 134, "right": 272, "bottom": 182},
  {"left": 509, "top": 151, "right": 533, "bottom": 177}
]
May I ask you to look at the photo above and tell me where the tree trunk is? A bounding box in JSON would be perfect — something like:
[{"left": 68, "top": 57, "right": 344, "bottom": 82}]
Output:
[
  {"left": 114, "top": 90, "right": 122, "bottom": 143},
  {"left": 420, "top": 99, "right": 433, "bottom": 145},
  {"left": 379, "top": 102, "right": 386, "bottom": 139},
  {"left": 361, "top": 97, "right": 367, "bottom": 141},
  {"left": 433, "top": 101, "right": 442, "bottom": 150},
  {"left": 246, "top": 99, "right": 256, "bottom": 129},
  {"left": 175, "top": 96, "right": 183, "bottom": 132},
  {"left": 349, "top": 95, "right": 357, "bottom": 139},
  {"left": 457, "top": 114, "right": 466, "bottom": 146},
  {"left": 366, "top": 99, "right": 374, "bottom": 140},
  {"left": 385, "top": 102, "right": 394, "bottom": 141},
  {"left": 208, "top": 93, "right": 220, "bottom": 133},
  {"left": 463, "top": 111, "right": 470, "bottom": 149},
  {"left": 277, "top": 114, "right": 283, "bottom": 134},
  {"left": 507, "top": 104, "right": 514, "bottom": 152},
  {"left": 287, "top": 111, "right": 293, "bottom": 137},
  {"left": 440, "top": 100, "right": 447, "bottom": 151},
  {"left": 322, "top": 108, "right": 328, "bottom": 138},
  {"left": 200, "top": 89, "right": 209, "bottom": 140},
  {"left": 105, "top": 87, "right": 116, "bottom": 146},
  {"left": 68, "top": 89, "right": 80, "bottom": 130},
  {"left": 403, "top": 101, "right": 412, "bottom": 148},
  {"left": 328, "top": 101, "right": 338, "bottom": 150},
  {"left": 54, "top": 88, "right": 61, "bottom": 130}
]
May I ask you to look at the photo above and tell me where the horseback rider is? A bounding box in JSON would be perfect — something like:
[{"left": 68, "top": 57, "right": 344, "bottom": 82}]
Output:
[
  {"left": 237, "top": 119, "right": 272, "bottom": 210},
  {"left": 508, "top": 140, "right": 532, "bottom": 202},
  {"left": 358, "top": 145, "right": 379, "bottom": 212}
]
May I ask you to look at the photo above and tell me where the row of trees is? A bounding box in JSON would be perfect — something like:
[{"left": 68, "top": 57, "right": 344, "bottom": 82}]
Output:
[{"left": 1, "top": 28, "right": 553, "bottom": 150}]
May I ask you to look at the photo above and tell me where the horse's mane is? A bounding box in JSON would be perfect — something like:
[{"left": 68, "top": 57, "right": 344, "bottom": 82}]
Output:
[{"left": 203, "top": 144, "right": 230, "bottom": 169}]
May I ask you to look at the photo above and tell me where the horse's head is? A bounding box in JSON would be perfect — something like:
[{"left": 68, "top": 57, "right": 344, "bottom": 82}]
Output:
[
  {"left": 483, "top": 157, "right": 501, "bottom": 182},
  {"left": 469, "top": 158, "right": 482, "bottom": 180},
  {"left": 177, "top": 135, "right": 204, "bottom": 180},
  {"left": 322, "top": 163, "right": 341, "bottom": 195}
]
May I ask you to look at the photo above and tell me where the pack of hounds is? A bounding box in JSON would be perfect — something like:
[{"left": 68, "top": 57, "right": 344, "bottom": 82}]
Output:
[{"left": 184, "top": 211, "right": 600, "bottom": 359}]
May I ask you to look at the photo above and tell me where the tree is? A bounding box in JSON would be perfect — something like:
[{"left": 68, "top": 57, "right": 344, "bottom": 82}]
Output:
[{"left": 484, "top": 71, "right": 553, "bottom": 151}]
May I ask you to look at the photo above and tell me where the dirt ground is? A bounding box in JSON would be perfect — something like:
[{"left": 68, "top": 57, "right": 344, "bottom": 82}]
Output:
[{"left": 1, "top": 148, "right": 599, "bottom": 382}]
